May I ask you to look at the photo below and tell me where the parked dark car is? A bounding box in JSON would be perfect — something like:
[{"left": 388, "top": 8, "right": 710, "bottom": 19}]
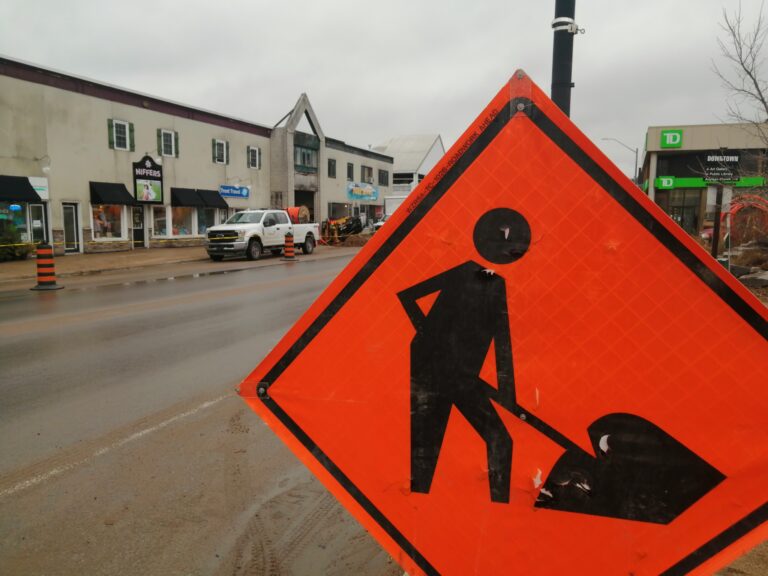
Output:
[{"left": 339, "top": 216, "right": 363, "bottom": 236}]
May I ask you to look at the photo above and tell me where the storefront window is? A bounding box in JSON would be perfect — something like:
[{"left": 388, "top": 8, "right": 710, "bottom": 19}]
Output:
[
  {"left": 669, "top": 189, "right": 702, "bottom": 234},
  {"left": 92, "top": 204, "right": 122, "bottom": 239},
  {"left": 153, "top": 206, "right": 167, "bottom": 236},
  {"left": 172, "top": 207, "right": 194, "bottom": 236},
  {"left": 197, "top": 208, "right": 216, "bottom": 234},
  {"left": 0, "top": 201, "right": 29, "bottom": 241},
  {"left": 328, "top": 202, "right": 350, "bottom": 220}
]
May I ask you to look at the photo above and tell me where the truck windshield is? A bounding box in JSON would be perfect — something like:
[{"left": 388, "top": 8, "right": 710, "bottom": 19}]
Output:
[{"left": 226, "top": 211, "right": 264, "bottom": 224}]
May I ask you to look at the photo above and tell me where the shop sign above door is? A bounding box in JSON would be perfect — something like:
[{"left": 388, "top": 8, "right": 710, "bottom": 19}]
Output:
[
  {"left": 133, "top": 155, "right": 163, "bottom": 204},
  {"left": 219, "top": 185, "right": 250, "bottom": 199},
  {"left": 346, "top": 181, "right": 379, "bottom": 201}
]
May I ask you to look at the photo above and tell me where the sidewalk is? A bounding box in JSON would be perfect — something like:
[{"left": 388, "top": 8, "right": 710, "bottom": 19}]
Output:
[{"left": 0, "top": 244, "right": 358, "bottom": 288}]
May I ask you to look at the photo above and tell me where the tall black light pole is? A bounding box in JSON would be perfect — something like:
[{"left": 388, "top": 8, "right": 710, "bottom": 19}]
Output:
[{"left": 551, "top": 0, "right": 580, "bottom": 117}]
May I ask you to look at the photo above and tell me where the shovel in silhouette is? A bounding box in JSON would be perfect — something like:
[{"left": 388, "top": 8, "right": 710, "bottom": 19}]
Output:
[{"left": 527, "top": 412, "right": 725, "bottom": 524}]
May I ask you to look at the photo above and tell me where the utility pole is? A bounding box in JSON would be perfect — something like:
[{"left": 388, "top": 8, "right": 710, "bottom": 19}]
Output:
[{"left": 551, "top": 0, "right": 581, "bottom": 117}]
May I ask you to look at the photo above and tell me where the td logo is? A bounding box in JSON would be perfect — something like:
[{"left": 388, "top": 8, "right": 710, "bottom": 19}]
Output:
[{"left": 661, "top": 129, "right": 683, "bottom": 148}]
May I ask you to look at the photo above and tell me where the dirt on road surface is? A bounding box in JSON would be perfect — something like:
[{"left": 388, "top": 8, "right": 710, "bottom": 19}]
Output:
[{"left": 0, "top": 390, "right": 401, "bottom": 576}]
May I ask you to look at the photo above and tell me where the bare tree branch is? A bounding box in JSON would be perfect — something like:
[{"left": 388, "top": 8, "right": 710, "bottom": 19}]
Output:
[{"left": 713, "top": 1, "right": 768, "bottom": 124}]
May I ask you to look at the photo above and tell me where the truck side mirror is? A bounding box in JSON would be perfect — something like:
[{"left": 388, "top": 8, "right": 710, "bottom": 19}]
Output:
[{"left": 264, "top": 217, "right": 275, "bottom": 227}]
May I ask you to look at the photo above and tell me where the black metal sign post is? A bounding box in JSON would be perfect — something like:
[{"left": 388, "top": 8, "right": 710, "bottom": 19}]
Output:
[
  {"left": 711, "top": 184, "right": 724, "bottom": 258},
  {"left": 551, "top": 0, "right": 579, "bottom": 117}
]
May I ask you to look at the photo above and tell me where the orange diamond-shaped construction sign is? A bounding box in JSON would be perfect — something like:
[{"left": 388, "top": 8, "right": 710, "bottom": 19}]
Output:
[{"left": 240, "top": 71, "right": 768, "bottom": 575}]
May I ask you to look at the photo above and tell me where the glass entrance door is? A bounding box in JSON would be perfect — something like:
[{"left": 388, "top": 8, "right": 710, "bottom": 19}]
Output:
[
  {"left": 132, "top": 206, "right": 145, "bottom": 248},
  {"left": 63, "top": 203, "right": 79, "bottom": 253},
  {"left": 669, "top": 189, "right": 702, "bottom": 234},
  {"left": 29, "top": 204, "right": 48, "bottom": 244}
]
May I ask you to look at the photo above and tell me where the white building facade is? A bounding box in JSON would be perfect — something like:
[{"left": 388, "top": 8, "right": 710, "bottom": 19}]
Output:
[{"left": 0, "top": 57, "right": 392, "bottom": 254}]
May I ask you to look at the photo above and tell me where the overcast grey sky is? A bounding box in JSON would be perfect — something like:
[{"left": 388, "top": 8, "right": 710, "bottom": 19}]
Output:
[{"left": 1, "top": 0, "right": 764, "bottom": 179}]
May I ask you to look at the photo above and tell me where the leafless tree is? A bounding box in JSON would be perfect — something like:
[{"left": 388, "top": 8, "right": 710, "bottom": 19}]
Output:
[
  {"left": 712, "top": 3, "right": 768, "bottom": 250},
  {"left": 714, "top": 1, "right": 768, "bottom": 127}
]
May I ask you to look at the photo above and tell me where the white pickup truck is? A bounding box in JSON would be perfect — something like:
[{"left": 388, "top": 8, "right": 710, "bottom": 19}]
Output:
[{"left": 205, "top": 209, "right": 320, "bottom": 261}]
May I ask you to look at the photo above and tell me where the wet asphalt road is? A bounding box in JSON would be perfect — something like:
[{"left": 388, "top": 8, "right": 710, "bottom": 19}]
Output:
[
  {"left": 0, "top": 251, "right": 406, "bottom": 576},
  {"left": 0, "top": 256, "right": 350, "bottom": 476}
]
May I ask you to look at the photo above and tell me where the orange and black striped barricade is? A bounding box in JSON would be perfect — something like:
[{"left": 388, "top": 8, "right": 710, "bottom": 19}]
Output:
[
  {"left": 281, "top": 232, "right": 297, "bottom": 261},
  {"left": 30, "top": 243, "right": 64, "bottom": 291}
]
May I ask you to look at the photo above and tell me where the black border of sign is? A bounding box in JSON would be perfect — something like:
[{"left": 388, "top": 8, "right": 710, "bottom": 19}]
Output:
[{"left": 258, "top": 97, "right": 768, "bottom": 576}]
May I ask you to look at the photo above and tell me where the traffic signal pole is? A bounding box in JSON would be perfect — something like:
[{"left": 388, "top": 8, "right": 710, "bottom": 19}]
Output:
[{"left": 551, "top": 0, "right": 579, "bottom": 117}]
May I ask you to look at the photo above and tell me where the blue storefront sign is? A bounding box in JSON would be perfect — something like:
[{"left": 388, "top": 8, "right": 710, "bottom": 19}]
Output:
[
  {"left": 219, "top": 185, "right": 250, "bottom": 199},
  {"left": 346, "top": 182, "right": 379, "bottom": 201}
]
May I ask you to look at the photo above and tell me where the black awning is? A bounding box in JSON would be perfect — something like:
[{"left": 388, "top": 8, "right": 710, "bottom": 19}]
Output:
[
  {"left": 0, "top": 175, "right": 42, "bottom": 202},
  {"left": 171, "top": 188, "right": 204, "bottom": 207},
  {"left": 197, "top": 189, "right": 229, "bottom": 209},
  {"left": 90, "top": 182, "right": 135, "bottom": 205}
]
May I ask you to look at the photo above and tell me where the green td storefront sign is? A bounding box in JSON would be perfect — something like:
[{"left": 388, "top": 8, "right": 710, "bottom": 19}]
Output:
[
  {"left": 660, "top": 129, "right": 683, "bottom": 149},
  {"left": 655, "top": 175, "right": 765, "bottom": 189}
]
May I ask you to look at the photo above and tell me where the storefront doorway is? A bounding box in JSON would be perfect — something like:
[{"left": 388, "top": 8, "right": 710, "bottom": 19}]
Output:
[
  {"left": 29, "top": 203, "right": 48, "bottom": 244},
  {"left": 668, "top": 189, "right": 702, "bottom": 235},
  {"left": 294, "top": 190, "right": 316, "bottom": 222},
  {"left": 132, "top": 206, "right": 146, "bottom": 248},
  {"left": 63, "top": 203, "right": 79, "bottom": 253}
]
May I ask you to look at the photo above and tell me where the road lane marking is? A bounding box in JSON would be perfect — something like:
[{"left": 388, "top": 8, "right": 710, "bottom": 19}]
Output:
[{"left": 0, "top": 393, "right": 230, "bottom": 499}]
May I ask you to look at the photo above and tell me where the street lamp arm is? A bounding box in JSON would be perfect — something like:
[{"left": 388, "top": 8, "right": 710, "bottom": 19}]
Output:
[
  {"left": 601, "top": 137, "right": 639, "bottom": 183},
  {"left": 601, "top": 137, "right": 637, "bottom": 155}
]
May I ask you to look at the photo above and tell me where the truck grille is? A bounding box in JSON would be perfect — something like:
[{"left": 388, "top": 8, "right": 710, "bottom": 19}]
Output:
[{"left": 208, "top": 231, "right": 238, "bottom": 243}]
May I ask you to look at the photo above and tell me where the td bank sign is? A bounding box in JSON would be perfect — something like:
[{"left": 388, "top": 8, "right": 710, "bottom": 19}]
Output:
[{"left": 660, "top": 129, "right": 683, "bottom": 148}]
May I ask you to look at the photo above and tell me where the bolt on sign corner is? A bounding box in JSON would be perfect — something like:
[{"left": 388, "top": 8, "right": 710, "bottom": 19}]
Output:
[{"left": 239, "top": 71, "right": 768, "bottom": 576}]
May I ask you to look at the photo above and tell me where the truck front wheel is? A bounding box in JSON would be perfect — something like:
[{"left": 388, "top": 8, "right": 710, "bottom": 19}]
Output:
[
  {"left": 246, "top": 238, "right": 262, "bottom": 261},
  {"left": 302, "top": 234, "right": 315, "bottom": 255}
]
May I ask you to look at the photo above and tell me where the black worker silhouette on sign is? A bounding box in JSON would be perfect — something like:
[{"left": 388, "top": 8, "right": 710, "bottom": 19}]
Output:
[
  {"left": 398, "top": 207, "right": 725, "bottom": 523},
  {"left": 398, "top": 208, "right": 530, "bottom": 504}
]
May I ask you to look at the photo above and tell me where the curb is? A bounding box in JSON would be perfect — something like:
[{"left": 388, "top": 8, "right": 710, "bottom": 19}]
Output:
[{"left": 0, "top": 247, "right": 361, "bottom": 291}]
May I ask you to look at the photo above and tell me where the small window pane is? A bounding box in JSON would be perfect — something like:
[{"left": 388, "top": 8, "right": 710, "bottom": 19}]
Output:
[
  {"left": 114, "top": 122, "right": 128, "bottom": 150},
  {"left": 215, "top": 140, "right": 226, "bottom": 164},
  {"left": 249, "top": 147, "right": 261, "bottom": 169},
  {"left": 162, "top": 131, "right": 174, "bottom": 156}
]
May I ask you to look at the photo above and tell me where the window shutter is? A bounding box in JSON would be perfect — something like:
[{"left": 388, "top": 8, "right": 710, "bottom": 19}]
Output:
[
  {"left": 174, "top": 131, "right": 179, "bottom": 157},
  {"left": 246, "top": 145, "right": 251, "bottom": 168},
  {"left": 212, "top": 139, "right": 216, "bottom": 163},
  {"left": 225, "top": 141, "right": 230, "bottom": 165},
  {"left": 129, "top": 123, "right": 135, "bottom": 151},
  {"left": 258, "top": 147, "right": 262, "bottom": 170},
  {"left": 157, "top": 129, "right": 162, "bottom": 156},
  {"left": 108, "top": 119, "right": 115, "bottom": 149}
]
